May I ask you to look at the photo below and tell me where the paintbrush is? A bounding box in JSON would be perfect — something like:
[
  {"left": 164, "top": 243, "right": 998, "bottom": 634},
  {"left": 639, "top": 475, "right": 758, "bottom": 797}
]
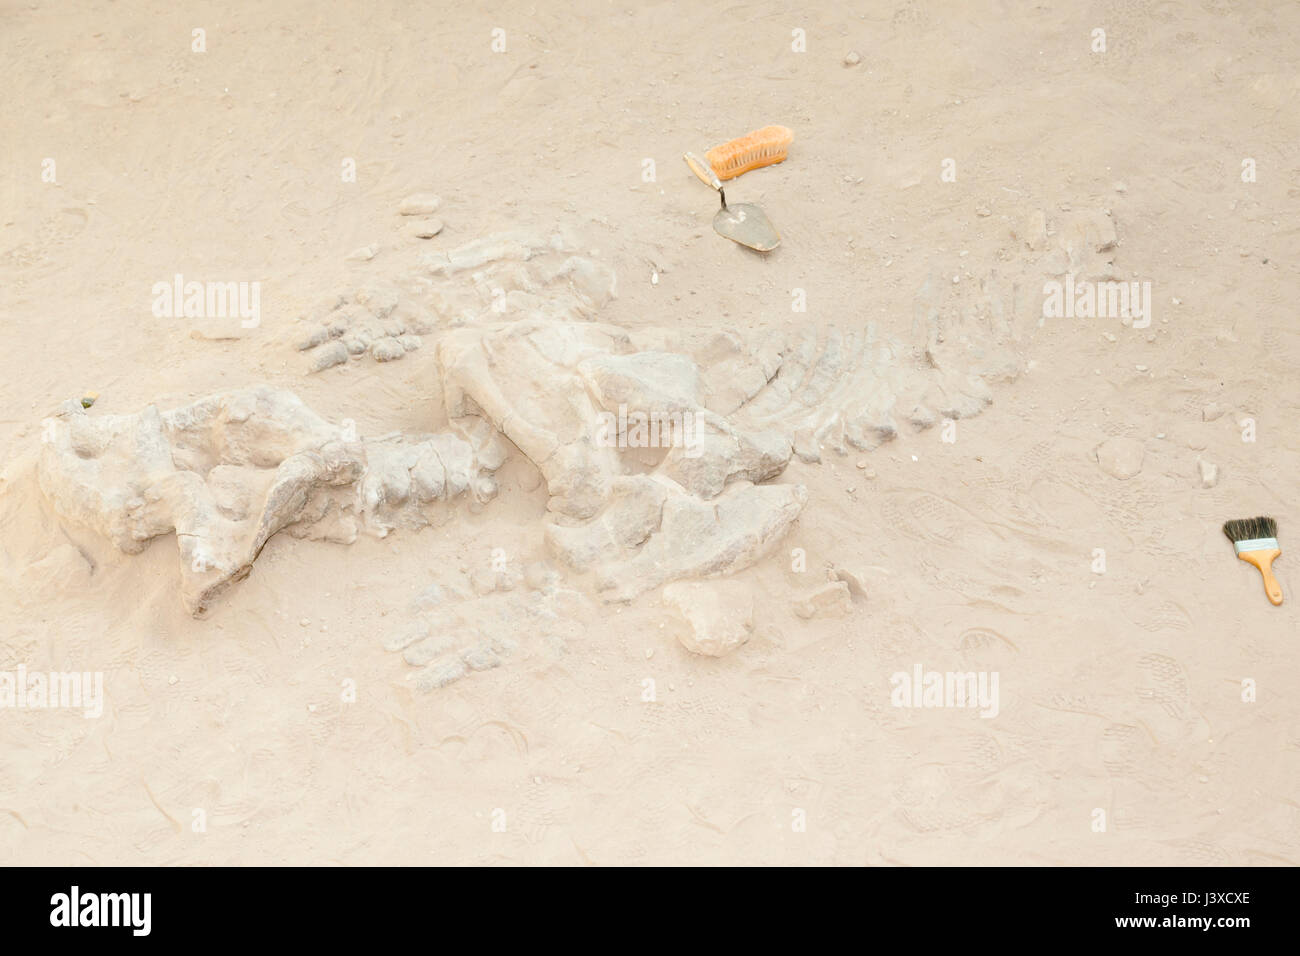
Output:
[{"left": 1222, "top": 515, "right": 1283, "bottom": 606}]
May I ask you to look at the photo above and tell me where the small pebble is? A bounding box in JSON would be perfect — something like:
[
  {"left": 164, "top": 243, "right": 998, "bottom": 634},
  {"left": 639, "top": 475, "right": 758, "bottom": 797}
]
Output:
[
  {"left": 1198, "top": 458, "right": 1219, "bottom": 488},
  {"left": 407, "top": 218, "right": 443, "bottom": 239},
  {"left": 1096, "top": 437, "right": 1144, "bottom": 479},
  {"left": 843, "top": 51, "right": 861, "bottom": 66},
  {"left": 399, "top": 193, "right": 441, "bottom": 216}
]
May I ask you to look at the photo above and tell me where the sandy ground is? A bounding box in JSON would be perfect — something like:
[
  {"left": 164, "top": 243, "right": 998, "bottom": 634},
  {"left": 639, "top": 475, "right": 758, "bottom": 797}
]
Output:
[{"left": 2, "top": 0, "right": 1299, "bottom": 865}]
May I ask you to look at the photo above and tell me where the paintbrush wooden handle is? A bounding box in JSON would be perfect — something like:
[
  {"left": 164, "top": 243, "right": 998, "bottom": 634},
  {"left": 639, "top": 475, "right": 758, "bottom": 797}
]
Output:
[{"left": 1239, "top": 548, "right": 1283, "bottom": 605}]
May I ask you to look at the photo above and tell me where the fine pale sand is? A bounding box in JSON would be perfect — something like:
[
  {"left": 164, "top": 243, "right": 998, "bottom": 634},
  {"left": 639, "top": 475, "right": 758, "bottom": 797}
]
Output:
[{"left": 2, "top": 0, "right": 1298, "bottom": 865}]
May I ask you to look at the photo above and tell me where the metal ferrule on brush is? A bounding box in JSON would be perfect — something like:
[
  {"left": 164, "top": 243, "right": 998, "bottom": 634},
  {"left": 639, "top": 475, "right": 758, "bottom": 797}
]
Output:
[{"left": 1234, "top": 537, "right": 1279, "bottom": 554}]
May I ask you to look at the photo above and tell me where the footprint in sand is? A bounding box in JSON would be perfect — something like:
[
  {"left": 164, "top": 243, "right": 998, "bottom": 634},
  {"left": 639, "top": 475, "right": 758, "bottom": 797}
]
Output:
[
  {"left": 880, "top": 491, "right": 967, "bottom": 544},
  {"left": 894, "top": 762, "right": 1044, "bottom": 834},
  {"left": 1136, "top": 652, "right": 1194, "bottom": 721},
  {"left": 957, "top": 626, "right": 1019, "bottom": 668},
  {"left": 1098, "top": 723, "right": 1149, "bottom": 779},
  {"left": 1126, "top": 599, "right": 1193, "bottom": 633}
]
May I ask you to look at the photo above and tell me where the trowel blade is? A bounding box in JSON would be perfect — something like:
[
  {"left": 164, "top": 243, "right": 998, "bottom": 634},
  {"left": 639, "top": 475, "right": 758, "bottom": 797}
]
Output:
[{"left": 713, "top": 202, "right": 780, "bottom": 252}]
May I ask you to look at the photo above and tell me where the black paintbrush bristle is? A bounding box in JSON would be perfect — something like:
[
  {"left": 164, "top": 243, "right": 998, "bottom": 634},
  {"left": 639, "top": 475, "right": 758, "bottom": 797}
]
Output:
[{"left": 1222, "top": 515, "right": 1278, "bottom": 543}]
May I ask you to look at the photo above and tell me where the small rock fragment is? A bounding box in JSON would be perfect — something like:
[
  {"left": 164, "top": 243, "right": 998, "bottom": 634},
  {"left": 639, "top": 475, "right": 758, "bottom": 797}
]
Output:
[
  {"left": 399, "top": 193, "right": 441, "bottom": 216},
  {"left": 843, "top": 51, "right": 861, "bottom": 66},
  {"left": 1095, "top": 437, "right": 1144, "bottom": 479},
  {"left": 346, "top": 244, "right": 378, "bottom": 262},
  {"left": 408, "top": 218, "right": 444, "bottom": 239},
  {"left": 830, "top": 567, "right": 868, "bottom": 601},
  {"left": 792, "top": 580, "right": 852, "bottom": 619},
  {"left": 662, "top": 581, "right": 754, "bottom": 657},
  {"left": 1020, "top": 210, "right": 1048, "bottom": 251},
  {"left": 1197, "top": 458, "right": 1218, "bottom": 488}
]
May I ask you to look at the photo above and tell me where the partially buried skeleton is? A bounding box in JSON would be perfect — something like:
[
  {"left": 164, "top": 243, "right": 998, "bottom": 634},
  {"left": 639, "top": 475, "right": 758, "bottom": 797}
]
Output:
[{"left": 36, "top": 210, "right": 1115, "bottom": 686}]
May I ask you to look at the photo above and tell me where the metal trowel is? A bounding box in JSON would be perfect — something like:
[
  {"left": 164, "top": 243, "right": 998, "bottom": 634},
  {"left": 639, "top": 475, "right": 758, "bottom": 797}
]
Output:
[{"left": 684, "top": 152, "right": 781, "bottom": 252}]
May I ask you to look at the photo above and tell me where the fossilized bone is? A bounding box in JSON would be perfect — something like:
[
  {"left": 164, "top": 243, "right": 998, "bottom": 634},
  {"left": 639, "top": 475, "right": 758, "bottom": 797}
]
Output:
[
  {"left": 37, "top": 386, "right": 503, "bottom": 615},
  {"left": 434, "top": 315, "right": 807, "bottom": 601},
  {"left": 33, "top": 208, "right": 1114, "bottom": 684}
]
